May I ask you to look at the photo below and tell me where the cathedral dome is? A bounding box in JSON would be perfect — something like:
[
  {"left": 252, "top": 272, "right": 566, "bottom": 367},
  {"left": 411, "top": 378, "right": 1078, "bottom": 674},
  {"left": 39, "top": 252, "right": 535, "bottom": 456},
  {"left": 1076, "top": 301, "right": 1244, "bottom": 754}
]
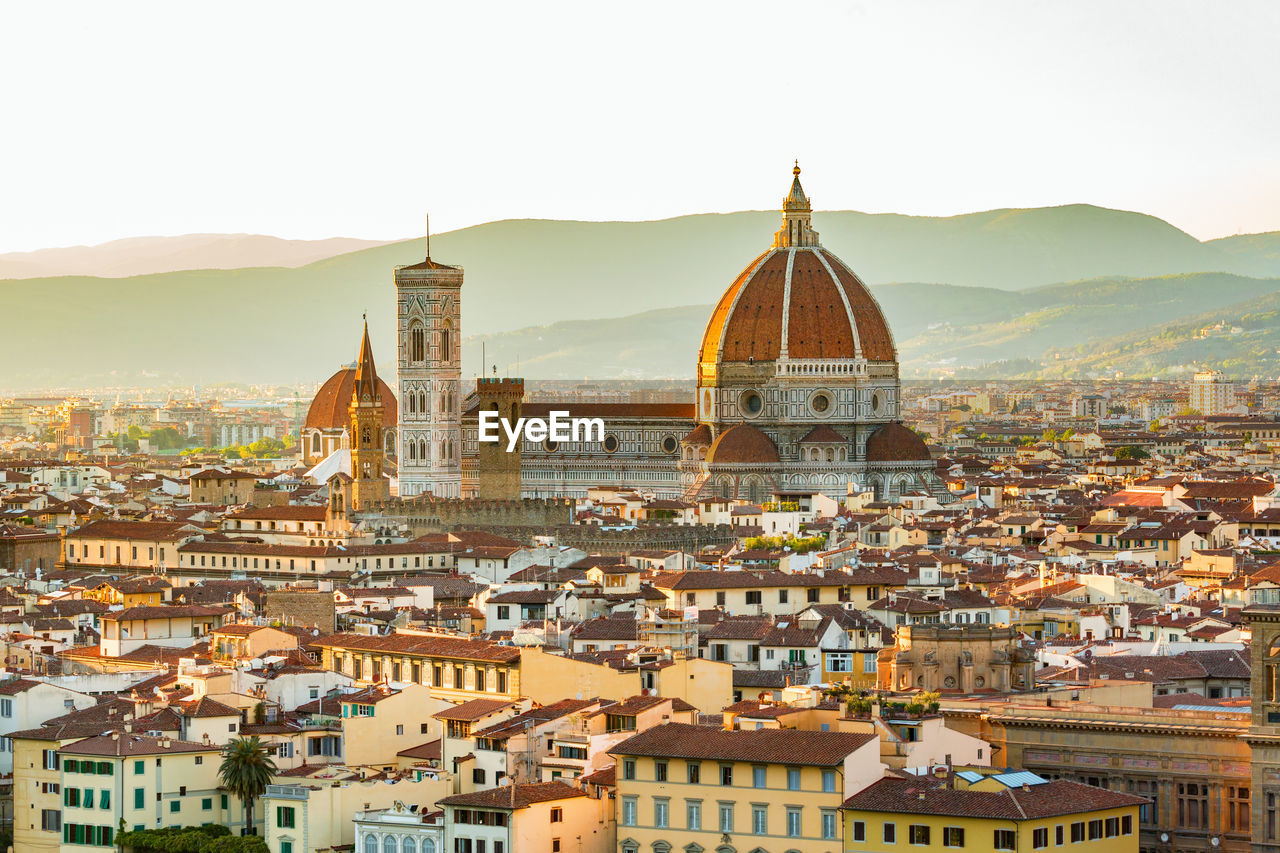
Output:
[
  {"left": 865, "top": 423, "right": 931, "bottom": 462},
  {"left": 706, "top": 424, "right": 780, "bottom": 465},
  {"left": 305, "top": 367, "right": 398, "bottom": 432},
  {"left": 698, "top": 166, "right": 895, "bottom": 367}
]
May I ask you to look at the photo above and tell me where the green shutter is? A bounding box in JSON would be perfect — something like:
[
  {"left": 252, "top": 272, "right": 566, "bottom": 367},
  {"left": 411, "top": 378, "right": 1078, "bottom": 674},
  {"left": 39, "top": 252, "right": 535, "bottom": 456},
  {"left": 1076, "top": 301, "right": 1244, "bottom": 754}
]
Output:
[
  {"left": 134, "top": 760, "right": 145, "bottom": 775},
  {"left": 99, "top": 761, "right": 113, "bottom": 775},
  {"left": 84, "top": 789, "right": 94, "bottom": 808},
  {"left": 202, "top": 798, "right": 213, "bottom": 810},
  {"left": 65, "top": 759, "right": 78, "bottom": 773},
  {"left": 134, "top": 788, "right": 145, "bottom": 809},
  {"left": 101, "top": 789, "right": 111, "bottom": 809}
]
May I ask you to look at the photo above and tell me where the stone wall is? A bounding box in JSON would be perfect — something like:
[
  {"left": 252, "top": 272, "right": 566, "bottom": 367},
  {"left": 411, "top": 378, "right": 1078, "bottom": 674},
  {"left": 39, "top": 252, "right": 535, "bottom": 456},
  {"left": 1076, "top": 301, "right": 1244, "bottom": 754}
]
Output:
[{"left": 261, "top": 589, "right": 336, "bottom": 633}]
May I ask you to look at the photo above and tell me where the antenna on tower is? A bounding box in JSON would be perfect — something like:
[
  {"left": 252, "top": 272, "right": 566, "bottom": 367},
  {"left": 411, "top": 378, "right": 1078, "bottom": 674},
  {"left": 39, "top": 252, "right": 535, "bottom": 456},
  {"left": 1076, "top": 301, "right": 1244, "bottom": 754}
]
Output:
[
  {"left": 481, "top": 341, "right": 485, "bottom": 379},
  {"left": 425, "top": 213, "right": 431, "bottom": 259}
]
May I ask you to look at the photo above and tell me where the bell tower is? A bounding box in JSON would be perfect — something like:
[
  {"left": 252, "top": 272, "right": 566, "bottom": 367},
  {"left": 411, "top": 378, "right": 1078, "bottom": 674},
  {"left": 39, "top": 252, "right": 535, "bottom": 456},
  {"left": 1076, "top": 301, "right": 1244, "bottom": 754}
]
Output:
[
  {"left": 395, "top": 226, "right": 463, "bottom": 498},
  {"left": 348, "top": 320, "right": 390, "bottom": 510}
]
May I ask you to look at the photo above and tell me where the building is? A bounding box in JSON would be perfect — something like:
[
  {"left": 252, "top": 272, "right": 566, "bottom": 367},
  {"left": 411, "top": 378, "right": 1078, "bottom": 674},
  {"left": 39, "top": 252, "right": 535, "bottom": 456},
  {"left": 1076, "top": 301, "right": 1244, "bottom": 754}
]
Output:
[
  {"left": 609, "top": 721, "right": 882, "bottom": 853},
  {"left": 1190, "top": 370, "right": 1238, "bottom": 416},
  {"left": 302, "top": 166, "right": 941, "bottom": 503},
  {"left": 265, "top": 771, "right": 450, "bottom": 853},
  {"left": 311, "top": 633, "right": 522, "bottom": 703},
  {"left": 188, "top": 467, "right": 258, "bottom": 506},
  {"left": 57, "top": 733, "right": 229, "bottom": 845},
  {"left": 99, "top": 604, "right": 232, "bottom": 657},
  {"left": 840, "top": 772, "right": 1146, "bottom": 852},
  {"left": 395, "top": 242, "right": 463, "bottom": 498},
  {"left": 1246, "top": 603, "right": 1280, "bottom": 850},
  {"left": 302, "top": 333, "right": 399, "bottom": 468},
  {"left": 438, "top": 780, "right": 611, "bottom": 853},
  {"left": 877, "top": 624, "right": 1036, "bottom": 693},
  {"left": 62, "top": 519, "right": 205, "bottom": 572},
  {"left": 352, "top": 800, "right": 444, "bottom": 853}
]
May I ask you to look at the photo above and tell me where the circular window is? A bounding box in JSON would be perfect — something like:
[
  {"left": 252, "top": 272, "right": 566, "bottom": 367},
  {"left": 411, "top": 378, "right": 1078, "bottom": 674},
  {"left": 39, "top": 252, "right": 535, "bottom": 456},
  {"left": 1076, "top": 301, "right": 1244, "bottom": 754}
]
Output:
[
  {"left": 542, "top": 439, "right": 559, "bottom": 453},
  {"left": 974, "top": 675, "right": 986, "bottom": 688},
  {"left": 740, "top": 390, "right": 764, "bottom": 417},
  {"left": 871, "top": 392, "right": 882, "bottom": 414},
  {"left": 810, "top": 392, "right": 831, "bottom": 414},
  {"left": 662, "top": 435, "right": 678, "bottom": 454},
  {"left": 602, "top": 434, "right": 619, "bottom": 453}
]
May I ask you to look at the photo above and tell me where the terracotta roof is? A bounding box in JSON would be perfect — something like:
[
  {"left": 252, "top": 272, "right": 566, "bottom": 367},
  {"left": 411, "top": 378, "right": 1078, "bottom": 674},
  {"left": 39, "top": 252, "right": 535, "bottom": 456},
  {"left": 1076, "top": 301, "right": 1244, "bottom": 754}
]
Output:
[
  {"left": 312, "top": 632, "right": 520, "bottom": 663},
  {"left": 681, "top": 424, "right": 712, "bottom": 446},
  {"left": 798, "top": 425, "right": 846, "bottom": 444},
  {"left": 698, "top": 243, "right": 895, "bottom": 364},
  {"left": 397, "top": 739, "right": 442, "bottom": 760},
  {"left": 842, "top": 776, "right": 1147, "bottom": 820},
  {"left": 58, "top": 733, "right": 217, "bottom": 757},
  {"left": 865, "top": 423, "right": 931, "bottom": 463},
  {"left": 432, "top": 698, "right": 519, "bottom": 722},
  {"left": 610, "top": 722, "right": 874, "bottom": 766},
  {"left": 67, "top": 519, "right": 201, "bottom": 542},
  {"left": 437, "top": 781, "right": 586, "bottom": 810},
  {"left": 706, "top": 424, "right": 780, "bottom": 465},
  {"left": 103, "top": 605, "right": 230, "bottom": 622},
  {"left": 305, "top": 367, "right": 398, "bottom": 432}
]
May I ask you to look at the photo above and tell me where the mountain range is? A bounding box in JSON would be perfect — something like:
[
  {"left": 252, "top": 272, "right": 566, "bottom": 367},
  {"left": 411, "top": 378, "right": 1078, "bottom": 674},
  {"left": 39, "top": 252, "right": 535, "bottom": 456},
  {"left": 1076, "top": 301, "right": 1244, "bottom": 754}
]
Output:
[{"left": 3, "top": 205, "right": 1280, "bottom": 391}]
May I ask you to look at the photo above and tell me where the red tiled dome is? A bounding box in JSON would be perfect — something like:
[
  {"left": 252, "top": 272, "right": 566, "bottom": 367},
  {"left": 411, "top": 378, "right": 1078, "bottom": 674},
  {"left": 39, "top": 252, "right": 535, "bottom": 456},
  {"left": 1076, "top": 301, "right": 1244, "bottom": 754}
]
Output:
[
  {"left": 681, "top": 424, "right": 712, "bottom": 446},
  {"left": 706, "top": 424, "right": 780, "bottom": 465},
  {"left": 698, "top": 246, "right": 896, "bottom": 366},
  {"left": 305, "top": 368, "right": 398, "bottom": 432},
  {"left": 865, "top": 423, "right": 931, "bottom": 462}
]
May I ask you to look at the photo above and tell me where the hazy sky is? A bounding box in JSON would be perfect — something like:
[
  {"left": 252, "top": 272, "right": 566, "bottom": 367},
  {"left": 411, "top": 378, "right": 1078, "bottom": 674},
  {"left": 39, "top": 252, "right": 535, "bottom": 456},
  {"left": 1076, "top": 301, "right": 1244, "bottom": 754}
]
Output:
[{"left": 2, "top": 0, "right": 1277, "bottom": 252}]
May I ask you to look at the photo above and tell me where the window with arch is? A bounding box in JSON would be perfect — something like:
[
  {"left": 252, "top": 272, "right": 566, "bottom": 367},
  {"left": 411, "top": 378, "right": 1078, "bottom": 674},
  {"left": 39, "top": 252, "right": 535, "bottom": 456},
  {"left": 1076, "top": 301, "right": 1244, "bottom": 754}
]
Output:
[
  {"left": 418, "top": 391, "right": 426, "bottom": 414},
  {"left": 410, "top": 323, "right": 425, "bottom": 363},
  {"left": 364, "top": 835, "right": 378, "bottom": 853},
  {"left": 440, "top": 323, "right": 452, "bottom": 361},
  {"left": 403, "top": 839, "right": 417, "bottom": 853},
  {"left": 407, "top": 393, "right": 416, "bottom": 414},
  {"left": 418, "top": 439, "right": 427, "bottom": 461},
  {"left": 384, "top": 836, "right": 397, "bottom": 853},
  {"left": 407, "top": 441, "right": 416, "bottom": 461}
]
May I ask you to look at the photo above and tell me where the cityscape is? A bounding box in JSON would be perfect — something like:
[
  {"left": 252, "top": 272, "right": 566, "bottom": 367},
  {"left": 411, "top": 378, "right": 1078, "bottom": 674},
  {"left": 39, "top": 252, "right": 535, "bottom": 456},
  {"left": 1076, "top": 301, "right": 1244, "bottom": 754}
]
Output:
[{"left": 3, "top": 3, "right": 1280, "bottom": 853}]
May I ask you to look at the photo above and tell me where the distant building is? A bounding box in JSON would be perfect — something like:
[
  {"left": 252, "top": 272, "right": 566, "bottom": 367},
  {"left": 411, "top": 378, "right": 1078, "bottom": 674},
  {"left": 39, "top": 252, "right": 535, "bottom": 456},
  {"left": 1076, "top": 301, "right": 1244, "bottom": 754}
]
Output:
[
  {"left": 1072, "top": 394, "right": 1106, "bottom": 420},
  {"left": 1190, "top": 370, "right": 1237, "bottom": 416}
]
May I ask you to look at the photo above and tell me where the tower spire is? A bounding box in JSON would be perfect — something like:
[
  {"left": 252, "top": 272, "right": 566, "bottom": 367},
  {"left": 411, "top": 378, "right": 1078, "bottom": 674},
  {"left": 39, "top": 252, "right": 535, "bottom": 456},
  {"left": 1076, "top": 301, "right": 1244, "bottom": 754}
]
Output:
[
  {"left": 774, "top": 161, "right": 820, "bottom": 248},
  {"left": 353, "top": 318, "right": 380, "bottom": 403}
]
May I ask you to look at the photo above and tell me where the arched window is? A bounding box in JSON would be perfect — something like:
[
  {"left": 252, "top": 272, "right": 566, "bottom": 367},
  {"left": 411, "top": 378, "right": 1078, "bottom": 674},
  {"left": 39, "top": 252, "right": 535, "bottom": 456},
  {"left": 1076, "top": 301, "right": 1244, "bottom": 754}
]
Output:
[
  {"left": 407, "top": 393, "right": 416, "bottom": 414},
  {"left": 407, "top": 441, "right": 416, "bottom": 461},
  {"left": 311, "top": 433, "right": 323, "bottom": 457},
  {"left": 421, "top": 840, "right": 435, "bottom": 853},
  {"left": 364, "top": 835, "right": 378, "bottom": 853},
  {"left": 403, "top": 838, "right": 417, "bottom": 853},
  {"left": 384, "top": 836, "right": 398, "bottom": 853},
  {"left": 418, "top": 391, "right": 426, "bottom": 414},
  {"left": 418, "top": 439, "right": 427, "bottom": 461},
  {"left": 410, "top": 323, "right": 425, "bottom": 363},
  {"left": 440, "top": 323, "right": 452, "bottom": 361}
]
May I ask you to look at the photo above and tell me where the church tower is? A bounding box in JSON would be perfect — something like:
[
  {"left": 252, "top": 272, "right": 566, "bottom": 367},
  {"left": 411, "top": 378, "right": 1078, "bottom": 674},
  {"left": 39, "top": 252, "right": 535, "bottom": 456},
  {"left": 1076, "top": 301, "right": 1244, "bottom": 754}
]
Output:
[
  {"left": 395, "top": 234, "right": 463, "bottom": 498},
  {"left": 348, "top": 321, "right": 390, "bottom": 510},
  {"left": 475, "top": 377, "right": 525, "bottom": 500}
]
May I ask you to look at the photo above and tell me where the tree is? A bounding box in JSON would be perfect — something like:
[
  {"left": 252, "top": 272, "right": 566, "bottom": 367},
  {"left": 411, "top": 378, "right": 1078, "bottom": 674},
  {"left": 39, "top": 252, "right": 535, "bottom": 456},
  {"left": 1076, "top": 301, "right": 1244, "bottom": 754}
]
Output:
[
  {"left": 1116, "top": 445, "right": 1150, "bottom": 460},
  {"left": 218, "top": 736, "right": 277, "bottom": 837},
  {"left": 248, "top": 436, "right": 284, "bottom": 457}
]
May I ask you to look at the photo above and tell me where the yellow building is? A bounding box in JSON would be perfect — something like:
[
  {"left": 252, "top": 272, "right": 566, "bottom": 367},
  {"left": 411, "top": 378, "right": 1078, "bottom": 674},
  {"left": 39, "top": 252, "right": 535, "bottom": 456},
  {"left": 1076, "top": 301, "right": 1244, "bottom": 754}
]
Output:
[
  {"left": 609, "top": 722, "right": 883, "bottom": 853},
  {"left": 209, "top": 623, "right": 300, "bottom": 663},
  {"left": 264, "top": 770, "right": 451, "bottom": 853},
  {"left": 81, "top": 576, "right": 170, "bottom": 608},
  {"left": 57, "top": 732, "right": 234, "bottom": 845},
  {"left": 313, "top": 633, "right": 521, "bottom": 703},
  {"left": 840, "top": 772, "right": 1146, "bottom": 852}
]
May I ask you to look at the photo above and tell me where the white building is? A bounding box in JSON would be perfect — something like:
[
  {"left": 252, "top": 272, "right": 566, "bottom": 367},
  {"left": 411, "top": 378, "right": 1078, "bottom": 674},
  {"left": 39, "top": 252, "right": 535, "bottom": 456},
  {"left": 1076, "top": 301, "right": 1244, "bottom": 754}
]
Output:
[
  {"left": 353, "top": 801, "right": 443, "bottom": 853},
  {"left": 1189, "top": 370, "right": 1238, "bottom": 416}
]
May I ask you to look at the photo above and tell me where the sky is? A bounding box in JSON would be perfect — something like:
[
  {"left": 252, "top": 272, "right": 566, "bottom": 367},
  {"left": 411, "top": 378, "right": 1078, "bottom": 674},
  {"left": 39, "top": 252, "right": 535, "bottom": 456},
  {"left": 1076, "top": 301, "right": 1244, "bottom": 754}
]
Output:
[{"left": 1, "top": 0, "right": 1277, "bottom": 253}]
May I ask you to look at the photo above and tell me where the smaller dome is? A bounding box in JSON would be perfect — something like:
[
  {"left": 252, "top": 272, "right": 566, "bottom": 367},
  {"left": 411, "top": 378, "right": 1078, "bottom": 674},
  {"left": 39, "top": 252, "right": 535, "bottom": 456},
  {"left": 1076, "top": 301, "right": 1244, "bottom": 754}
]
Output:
[
  {"left": 706, "top": 424, "right": 780, "bottom": 465},
  {"left": 798, "top": 425, "right": 845, "bottom": 444},
  {"left": 681, "top": 424, "right": 712, "bottom": 446},
  {"left": 306, "top": 367, "right": 399, "bottom": 432},
  {"left": 865, "top": 423, "right": 931, "bottom": 462}
]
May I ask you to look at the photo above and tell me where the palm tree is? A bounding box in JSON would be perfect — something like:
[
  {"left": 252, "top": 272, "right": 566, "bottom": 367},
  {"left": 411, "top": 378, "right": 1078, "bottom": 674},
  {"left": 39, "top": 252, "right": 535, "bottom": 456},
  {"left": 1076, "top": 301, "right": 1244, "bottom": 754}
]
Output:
[{"left": 218, "top": 736, "right": 278, "bottom": 836}]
